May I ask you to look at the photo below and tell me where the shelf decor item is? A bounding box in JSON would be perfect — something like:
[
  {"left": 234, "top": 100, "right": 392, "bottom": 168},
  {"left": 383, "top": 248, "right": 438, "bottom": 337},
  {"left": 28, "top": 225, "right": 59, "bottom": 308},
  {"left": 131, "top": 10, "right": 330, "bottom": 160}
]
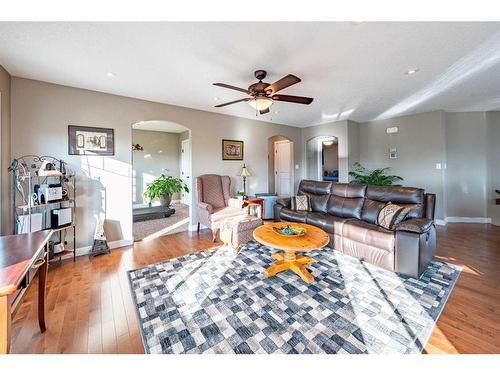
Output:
[
  {"left": 144, "top": 174, "right": 189, "bottom": 207},
  {"left": 222, "top": 139, "right": 244, "bottom": 160},
  {"left": 68, "top": 125, "right": 115, "bottom": 156}
]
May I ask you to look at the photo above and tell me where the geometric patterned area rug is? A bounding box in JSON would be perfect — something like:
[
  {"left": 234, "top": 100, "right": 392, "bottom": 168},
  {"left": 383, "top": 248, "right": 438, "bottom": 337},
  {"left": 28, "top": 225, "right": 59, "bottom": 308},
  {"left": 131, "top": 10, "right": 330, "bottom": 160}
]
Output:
[{"left": 128, "top": 241, "right": 461, "bottom": 354}]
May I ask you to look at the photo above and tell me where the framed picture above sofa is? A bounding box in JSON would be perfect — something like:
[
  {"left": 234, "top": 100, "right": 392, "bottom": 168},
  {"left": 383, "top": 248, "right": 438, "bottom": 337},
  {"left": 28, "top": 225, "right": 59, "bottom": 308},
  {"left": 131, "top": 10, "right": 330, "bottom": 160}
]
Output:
[
  {"left": 68, "top": 125, "right": 115, "bottom": 156},
  {"left": 222, "top": 139, "right": 244, "bottom": 160}
]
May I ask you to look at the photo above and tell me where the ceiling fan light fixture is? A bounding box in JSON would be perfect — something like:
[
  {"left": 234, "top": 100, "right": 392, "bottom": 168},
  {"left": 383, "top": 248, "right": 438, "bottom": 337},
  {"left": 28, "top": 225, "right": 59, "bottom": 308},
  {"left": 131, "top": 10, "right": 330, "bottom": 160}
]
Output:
[
  {"left": 322, "top": 140, "right": 335, "bottom": 146},
  {"left": 248, "top": 97, "right": 273, "bottom": 111}
]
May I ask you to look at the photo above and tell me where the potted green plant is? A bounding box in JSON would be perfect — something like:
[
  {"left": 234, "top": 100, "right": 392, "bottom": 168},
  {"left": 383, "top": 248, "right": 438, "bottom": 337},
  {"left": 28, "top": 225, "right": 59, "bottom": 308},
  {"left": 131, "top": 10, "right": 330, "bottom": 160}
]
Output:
[
  {"left": 236, "top": 191, "right": 245, "bottom": 201},
  {"left": 348, "top": 162, "right": 403, "bottom": 186},
  {"left": 144, "top": 174, "right": 189, "bottom": 207}
]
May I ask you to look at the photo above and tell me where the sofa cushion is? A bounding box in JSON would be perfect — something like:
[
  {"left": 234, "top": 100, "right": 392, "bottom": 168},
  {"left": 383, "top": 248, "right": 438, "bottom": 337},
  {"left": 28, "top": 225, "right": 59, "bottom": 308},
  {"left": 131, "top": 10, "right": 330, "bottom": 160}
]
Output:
[
  {"left": 365, "top": 185, "right": 425, "bottom": 219},
  {"left": 377, "top": 203, "right": 405, "bottom": 230},
  {"left": 279, "top": 208, "right": 308, "bottom": 223},
  {"left": 306, "top": 212, "right": 349, "bottom": 236},
  {"left": 342, "top": 220, "right": 395, "bottom": 252},
  {"left": 290, "top": 195, "right": 312, "bottom": 211},
  {"left": 297, "top": 180, "right": 332, "bottom": 213},
  {"left": 326, "top": 183, "right": 366, "bottom": 219}
]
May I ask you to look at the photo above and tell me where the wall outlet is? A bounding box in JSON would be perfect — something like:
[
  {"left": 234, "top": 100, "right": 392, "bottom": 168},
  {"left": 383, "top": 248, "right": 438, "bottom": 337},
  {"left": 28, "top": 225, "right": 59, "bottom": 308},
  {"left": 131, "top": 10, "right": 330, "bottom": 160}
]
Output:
[
  {"left": 295, "top": 164, "right": 300, "bottom": 170},
  {"left": 435, "top": 163, "right": 442, "bottom": 170}
]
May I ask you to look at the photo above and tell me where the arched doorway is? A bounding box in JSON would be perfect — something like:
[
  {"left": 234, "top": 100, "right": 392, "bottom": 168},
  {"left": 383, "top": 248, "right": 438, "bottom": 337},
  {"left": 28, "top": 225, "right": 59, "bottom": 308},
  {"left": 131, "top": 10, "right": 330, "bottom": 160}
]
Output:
[
  {"left": 306, "top": 135, "right": 339, "bottom": 182},
  {"left": 268, "top": 135, "right": 294, "bottom": 197},
  {"left": 131, "top": 120, "right": 192, "bottom": 241}
]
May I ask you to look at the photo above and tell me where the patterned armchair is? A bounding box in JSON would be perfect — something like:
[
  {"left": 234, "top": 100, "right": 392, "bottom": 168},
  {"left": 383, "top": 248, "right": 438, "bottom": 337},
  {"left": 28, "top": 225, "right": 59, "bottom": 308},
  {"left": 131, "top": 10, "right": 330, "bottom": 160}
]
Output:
[{"left": 196, "top": 174, "right": 247, "bottom": 241}]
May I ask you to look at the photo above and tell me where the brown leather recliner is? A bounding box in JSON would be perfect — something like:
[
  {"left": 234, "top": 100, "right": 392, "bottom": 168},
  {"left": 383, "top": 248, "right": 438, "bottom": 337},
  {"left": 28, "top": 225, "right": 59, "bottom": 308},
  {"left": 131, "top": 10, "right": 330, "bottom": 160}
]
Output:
[{"left": 274, "top": 180, "right": 436, "bottom": 278}]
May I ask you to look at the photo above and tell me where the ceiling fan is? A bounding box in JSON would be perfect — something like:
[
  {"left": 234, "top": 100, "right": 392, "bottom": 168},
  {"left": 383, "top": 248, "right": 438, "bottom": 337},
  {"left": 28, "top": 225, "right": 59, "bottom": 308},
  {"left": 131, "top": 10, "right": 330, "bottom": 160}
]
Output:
[{"left": 213, "top": 70, "right": 313, "bottom": 115}]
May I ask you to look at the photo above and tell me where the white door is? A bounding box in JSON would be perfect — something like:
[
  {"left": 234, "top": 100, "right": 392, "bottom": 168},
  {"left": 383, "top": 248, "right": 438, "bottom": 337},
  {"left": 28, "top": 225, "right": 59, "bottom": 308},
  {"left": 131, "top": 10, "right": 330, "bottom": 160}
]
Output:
[
  {"left": 274, "top": 140, "right": 292, "bottom": 197},
  {"left": 180, "top": 139, "right": 191, "bottom": 206}
]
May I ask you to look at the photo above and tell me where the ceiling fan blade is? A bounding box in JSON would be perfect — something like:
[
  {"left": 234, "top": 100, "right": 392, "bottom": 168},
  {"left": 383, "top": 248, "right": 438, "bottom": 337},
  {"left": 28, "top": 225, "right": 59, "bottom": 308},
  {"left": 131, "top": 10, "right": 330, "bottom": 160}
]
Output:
[
  {"left": 266, "top": 74, "right": 301, "bottom": 94},
  {"left": 214, "top": 98, "right": 249, "bottom": 107},
  {"left": 213, "top": 83, "right": 249, "bottom": 94},
  {"left": 272, "top": 94, "right": 313, "bottom": 105},
  {"left": 259, "top": 108, "right": 270, "bottom": 115}
]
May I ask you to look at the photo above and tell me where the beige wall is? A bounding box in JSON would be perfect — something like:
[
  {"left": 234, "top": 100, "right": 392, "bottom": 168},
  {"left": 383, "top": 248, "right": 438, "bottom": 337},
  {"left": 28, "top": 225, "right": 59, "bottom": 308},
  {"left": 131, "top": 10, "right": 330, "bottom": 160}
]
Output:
[
  {"left": 487, "top": 112, "right": 500, "bottom": 225},
  {"left": 11, "top": 78, "right": 302, "bottom": 248},
  {"left": 132, "top": 129, "right": 181, "bottom": 206},
  {"left": 445, "top": 112, "right": 488, "bottom": 218},
  {"left": 323, "top": 143, "right": 339, "bottom": 173},
  {"left": 0, "top": 65, "right": 11, "bottom": 235},
  {"left": 359, "top": 111, "right": 447, "bottom": 219}
]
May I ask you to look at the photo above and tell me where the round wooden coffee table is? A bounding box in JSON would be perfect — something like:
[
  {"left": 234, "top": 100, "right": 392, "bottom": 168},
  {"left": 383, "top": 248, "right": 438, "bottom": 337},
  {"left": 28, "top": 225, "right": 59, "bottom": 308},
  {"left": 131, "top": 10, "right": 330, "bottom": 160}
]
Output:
[{"left": 253, "top": 222, "right": 329, "bottom": 284}]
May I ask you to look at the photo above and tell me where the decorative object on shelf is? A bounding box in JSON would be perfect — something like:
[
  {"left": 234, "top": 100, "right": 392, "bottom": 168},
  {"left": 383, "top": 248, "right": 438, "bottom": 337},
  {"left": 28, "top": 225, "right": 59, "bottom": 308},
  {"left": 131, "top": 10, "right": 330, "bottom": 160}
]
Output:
[
  {"left": 222, "top": 139, "right": 244, "bottom": 160},
  {"left": 8, "top": 155, "right": 77, "bottom": 263},
  {"left": 38, "top": 160, "right": 62, "bottom": 176},
  {"left": 132, "top": 143, "right": 144, "bottom": 151},
  {"left": 238, "top": 164, "right": 251, "bottom": 198},
  {"left": 90, "top": 217, "right": 110, "bottom": 258},
  {"left": 349, "top": 162, "right": 403, "bottom": 186},
  {"left": 272, "top": 224, "right": 306, "bottom": 237},
  {"left": 144, "top": 174, "right": 189, "bottom": 207},
  {"left": 68, "top": 125, "right": 115, "bottom": 156}
]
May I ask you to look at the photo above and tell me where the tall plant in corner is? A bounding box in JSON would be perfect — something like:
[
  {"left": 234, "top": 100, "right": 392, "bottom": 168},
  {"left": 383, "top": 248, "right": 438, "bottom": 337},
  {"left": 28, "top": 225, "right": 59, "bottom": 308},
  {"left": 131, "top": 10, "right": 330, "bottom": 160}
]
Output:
[
  {"left": 144, "top": 174, "right": 189, "bottom": 207},
  {"left": 349, "top": 162, "right": 403, "bottom": 186}
]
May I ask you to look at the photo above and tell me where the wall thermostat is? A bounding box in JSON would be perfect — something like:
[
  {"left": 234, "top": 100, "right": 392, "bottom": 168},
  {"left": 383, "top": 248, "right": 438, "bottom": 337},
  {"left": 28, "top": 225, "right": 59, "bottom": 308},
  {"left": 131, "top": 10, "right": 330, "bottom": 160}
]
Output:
[{"left": 386, "top": 126, "right": 399, "bottom": 134}]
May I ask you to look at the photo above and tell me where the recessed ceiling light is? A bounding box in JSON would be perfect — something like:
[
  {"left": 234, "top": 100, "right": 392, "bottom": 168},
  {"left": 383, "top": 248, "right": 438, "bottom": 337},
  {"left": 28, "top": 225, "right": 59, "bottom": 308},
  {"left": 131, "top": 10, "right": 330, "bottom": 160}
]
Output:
[
  {"left": 350, "top": 21, "right": 364, "bottom": 25},
  {"left": 405, "top": 69, "right": 419, "bottom": 75},
  {"left": 106, "top": 72, "right": 116, "bottom": 78}
]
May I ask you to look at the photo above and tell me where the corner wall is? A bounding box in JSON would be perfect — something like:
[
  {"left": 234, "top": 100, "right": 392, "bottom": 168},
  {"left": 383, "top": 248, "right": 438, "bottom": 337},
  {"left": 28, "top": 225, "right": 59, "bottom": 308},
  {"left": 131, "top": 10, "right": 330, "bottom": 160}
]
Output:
[
  {"left": 487, "top": 112, "right": 500, "bottom": 225},
  {"left": 0, "top": 64, "right": 11, "bottom": 235}
]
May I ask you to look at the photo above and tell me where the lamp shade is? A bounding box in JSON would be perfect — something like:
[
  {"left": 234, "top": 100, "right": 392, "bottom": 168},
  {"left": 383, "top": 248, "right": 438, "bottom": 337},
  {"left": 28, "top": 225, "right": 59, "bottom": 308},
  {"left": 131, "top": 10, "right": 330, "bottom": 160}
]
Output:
[{"left": 239, "top": 164, "right": 251, "bottom": 177}]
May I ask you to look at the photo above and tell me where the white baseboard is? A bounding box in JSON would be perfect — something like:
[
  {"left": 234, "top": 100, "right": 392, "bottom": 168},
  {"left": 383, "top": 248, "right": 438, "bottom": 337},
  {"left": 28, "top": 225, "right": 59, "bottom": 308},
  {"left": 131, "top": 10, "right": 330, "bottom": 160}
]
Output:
[
  {"left": 445, "top": 217, "right": 492, "bottom": 224},
  {"left": 435, "top": 219, "right": 447, "bottom": 226},
  {"left": 63, "top": 239, "right": 134, "bottom": 259}
]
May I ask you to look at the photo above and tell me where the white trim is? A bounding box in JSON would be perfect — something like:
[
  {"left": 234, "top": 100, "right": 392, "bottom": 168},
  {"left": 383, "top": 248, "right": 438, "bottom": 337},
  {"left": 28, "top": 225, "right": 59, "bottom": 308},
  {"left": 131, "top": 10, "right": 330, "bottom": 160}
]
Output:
[
  {"left": 63, "top": 239, "right": 134, "bottom": 259},
  {"left": 435, "top": 219, "right": 447, "bottom": 226},
  {"left": 445, "top": 217, "right": 492, "bottom": 224}
]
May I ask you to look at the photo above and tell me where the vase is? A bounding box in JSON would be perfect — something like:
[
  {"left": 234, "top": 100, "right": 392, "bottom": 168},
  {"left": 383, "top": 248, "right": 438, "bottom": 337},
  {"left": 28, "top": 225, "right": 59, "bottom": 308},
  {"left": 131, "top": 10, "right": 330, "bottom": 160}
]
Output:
[{"left": 159, "top": 194, "right": 172, "bottom": 207}]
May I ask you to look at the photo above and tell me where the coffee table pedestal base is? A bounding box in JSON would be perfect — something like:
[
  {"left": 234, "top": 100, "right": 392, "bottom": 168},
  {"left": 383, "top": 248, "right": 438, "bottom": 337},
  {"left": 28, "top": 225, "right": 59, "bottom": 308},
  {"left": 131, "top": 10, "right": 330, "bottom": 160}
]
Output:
[{"left": 265, "top": 251, "right": 314, "bottom": 284}]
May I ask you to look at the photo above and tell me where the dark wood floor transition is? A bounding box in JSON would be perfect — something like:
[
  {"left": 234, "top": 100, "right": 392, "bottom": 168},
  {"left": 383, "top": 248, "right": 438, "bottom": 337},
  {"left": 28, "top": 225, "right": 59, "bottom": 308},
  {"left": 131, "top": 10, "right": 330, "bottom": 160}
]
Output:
[{"left": 9, "top": 223, "right": 500, "bottom": 354}]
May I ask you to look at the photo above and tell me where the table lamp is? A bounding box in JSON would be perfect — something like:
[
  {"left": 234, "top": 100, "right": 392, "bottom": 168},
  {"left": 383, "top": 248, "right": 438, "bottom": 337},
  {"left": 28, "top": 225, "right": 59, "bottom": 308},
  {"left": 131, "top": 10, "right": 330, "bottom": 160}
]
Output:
[{"left": 238, "top": 164, "right": 251, "bottom": 198}]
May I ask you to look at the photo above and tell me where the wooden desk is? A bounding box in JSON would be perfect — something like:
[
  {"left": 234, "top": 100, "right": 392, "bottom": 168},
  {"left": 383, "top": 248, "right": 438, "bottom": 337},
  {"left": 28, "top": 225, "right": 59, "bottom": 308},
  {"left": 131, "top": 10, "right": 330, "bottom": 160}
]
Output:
[{"left": 0, "top": 230, "right": 53, "bottom": 354}]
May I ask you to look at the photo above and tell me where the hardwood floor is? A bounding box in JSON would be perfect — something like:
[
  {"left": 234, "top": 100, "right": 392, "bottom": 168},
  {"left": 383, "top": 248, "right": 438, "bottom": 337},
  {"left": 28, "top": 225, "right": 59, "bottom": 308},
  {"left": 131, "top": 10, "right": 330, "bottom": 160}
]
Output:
[{"left": 9, "top": 223, "right": 500, "bottom": 354}]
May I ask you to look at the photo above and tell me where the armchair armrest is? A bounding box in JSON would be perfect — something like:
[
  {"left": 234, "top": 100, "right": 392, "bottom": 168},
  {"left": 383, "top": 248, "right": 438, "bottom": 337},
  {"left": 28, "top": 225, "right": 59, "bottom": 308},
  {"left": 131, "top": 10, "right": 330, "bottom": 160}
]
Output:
[
  {"left": 275, "top": 197, "right": 291, "bottom": 209},
  {"left": 394, "top": 218, "right": 434, "bottom": 234},
  {"left": 197, "top": 202, "right": 214, "bottom": 213}
]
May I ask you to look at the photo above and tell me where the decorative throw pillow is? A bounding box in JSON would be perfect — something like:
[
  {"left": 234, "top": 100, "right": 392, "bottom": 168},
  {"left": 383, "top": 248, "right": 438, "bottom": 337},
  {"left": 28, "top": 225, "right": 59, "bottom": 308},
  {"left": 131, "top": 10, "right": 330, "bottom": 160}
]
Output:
[
  {"left": 393, "top": 206, "right": 412, "bottom": 226},
  {"left": 377, "top": 203, "right": 404, "bottom": 230},
  {"left": 290, "top": 195, "right": 312, "bottom": 211}
]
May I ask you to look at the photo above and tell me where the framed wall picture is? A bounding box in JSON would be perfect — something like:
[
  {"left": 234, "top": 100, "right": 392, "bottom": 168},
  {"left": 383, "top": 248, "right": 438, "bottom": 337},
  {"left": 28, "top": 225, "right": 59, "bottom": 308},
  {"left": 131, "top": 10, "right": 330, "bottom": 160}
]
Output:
[
  {"left": 222, "top": 139, "right": 244, "bottom": 160},
  {"left": 68, "top": 125, "right": 115, "bottom": 156}
]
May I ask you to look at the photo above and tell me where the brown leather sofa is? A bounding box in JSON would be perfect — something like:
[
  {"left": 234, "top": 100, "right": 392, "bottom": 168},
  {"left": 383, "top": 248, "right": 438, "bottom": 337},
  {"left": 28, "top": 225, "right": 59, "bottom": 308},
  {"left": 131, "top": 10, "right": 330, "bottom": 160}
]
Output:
[{"left": 274, "top": 180, "right": 436, "bottom": 278}]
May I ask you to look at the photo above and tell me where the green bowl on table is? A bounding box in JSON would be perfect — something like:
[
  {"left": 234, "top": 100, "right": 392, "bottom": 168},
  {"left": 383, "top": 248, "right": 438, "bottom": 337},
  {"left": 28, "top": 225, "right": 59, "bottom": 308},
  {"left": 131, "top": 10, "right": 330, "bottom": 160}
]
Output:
[{"left": 272, "top": 225, "right": 306, "bottom": 237}]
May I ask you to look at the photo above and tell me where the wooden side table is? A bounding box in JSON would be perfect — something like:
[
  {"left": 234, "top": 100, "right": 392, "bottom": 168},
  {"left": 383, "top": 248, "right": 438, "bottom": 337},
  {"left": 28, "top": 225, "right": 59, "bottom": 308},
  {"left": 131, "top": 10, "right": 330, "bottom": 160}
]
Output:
[{"left": 242, "top": 198, "right": 264, "bottom": 218}]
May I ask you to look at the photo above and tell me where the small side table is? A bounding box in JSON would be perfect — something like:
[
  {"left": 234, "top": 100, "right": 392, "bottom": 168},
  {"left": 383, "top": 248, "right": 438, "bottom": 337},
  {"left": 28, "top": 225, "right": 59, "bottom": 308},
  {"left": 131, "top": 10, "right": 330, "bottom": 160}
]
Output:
[{"left": 242, "top": 198, "right": 264, "bottom": 218}]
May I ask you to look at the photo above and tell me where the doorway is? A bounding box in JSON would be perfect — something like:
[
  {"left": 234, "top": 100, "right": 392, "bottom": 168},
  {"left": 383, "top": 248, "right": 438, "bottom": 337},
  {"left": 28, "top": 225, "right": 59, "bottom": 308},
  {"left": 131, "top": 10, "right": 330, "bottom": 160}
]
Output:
[
  {"left": 180, "top": 138, "right": 191, "bottom": 205},
  {"left": 268, "top": 135, "right": 294, "bottom": 197},
  {"left": 306, "top": 136, "right": 339, "bottom": 182},
  {"left": 131, "top": 120, "right": 191, "bottom": 241}
]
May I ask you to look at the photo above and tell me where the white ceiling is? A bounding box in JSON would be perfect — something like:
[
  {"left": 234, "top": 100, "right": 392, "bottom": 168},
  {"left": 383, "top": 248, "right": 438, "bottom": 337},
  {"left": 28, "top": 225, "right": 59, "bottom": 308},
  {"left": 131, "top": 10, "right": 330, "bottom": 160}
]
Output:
[
  {"left": 1, "top": 22, "right": 500, "bottom": 127},
  {"left": 133, "top": 120, "right": 188, "bottom": 133}
]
